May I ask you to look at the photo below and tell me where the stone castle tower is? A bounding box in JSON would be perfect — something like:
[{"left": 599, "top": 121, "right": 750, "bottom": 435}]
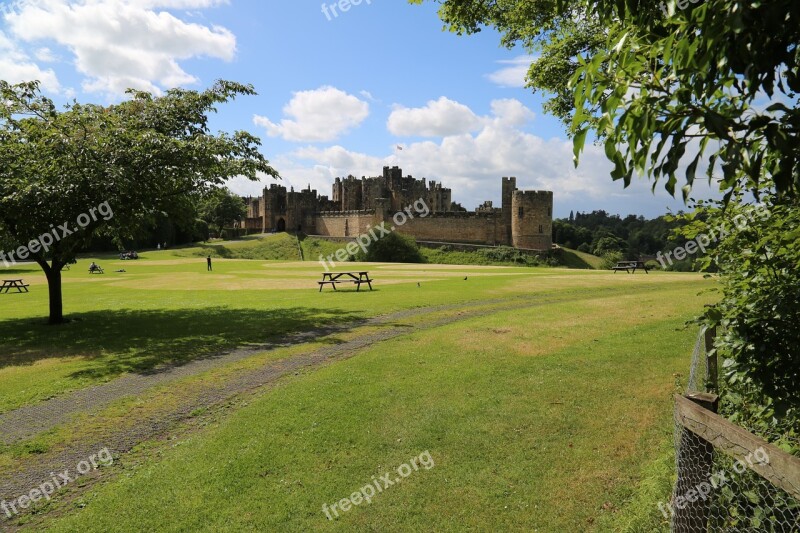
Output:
[{"left": 511, "top": 190, "right": 553, "bottom": 250}]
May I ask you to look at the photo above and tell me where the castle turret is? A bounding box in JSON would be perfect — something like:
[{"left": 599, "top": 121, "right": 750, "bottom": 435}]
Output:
[{"left": 511, "top": 190, "right": 553, "bottom": 250}]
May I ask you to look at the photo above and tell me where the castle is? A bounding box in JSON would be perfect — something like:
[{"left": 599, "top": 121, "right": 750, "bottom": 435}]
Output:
[{"left": 242, "top": 166, "right": 553, "bottom": 250}]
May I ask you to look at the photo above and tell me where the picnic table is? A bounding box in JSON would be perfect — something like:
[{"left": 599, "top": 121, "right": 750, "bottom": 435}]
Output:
[
  {"left": 318, "top": 271, "right": 373, "bottom": 292},
  {"left": 612, "top": 261, "right": 649, "bottom": 274},
  {"left": 1, "top": 279, "right": 29, "bottom": 293}
]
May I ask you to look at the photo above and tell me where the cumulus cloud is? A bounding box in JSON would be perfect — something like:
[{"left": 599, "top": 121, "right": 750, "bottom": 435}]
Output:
[
  {"left": 387, "top": 96, "right": 482, "bottom": 137},
  {"left": 0, "top": 30, "right": 61, "bottom": 93},
  {"left": 253, "top": 86, "right": 370, "bottom": 143},
  {"left": 489, "top": 99, "right": 536, "bottom": 126},
  {"left": 4, "top": 0, "right": 235, "bottom": 97},
  {"left": 486, "top": 56, "right": 534, "bottom": 88}
]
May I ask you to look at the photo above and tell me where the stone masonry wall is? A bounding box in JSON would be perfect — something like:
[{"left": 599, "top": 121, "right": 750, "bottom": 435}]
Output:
[
  {"left": 314, "top": 212, "right": 375, "bottom": 237},
  {"left": 394, "top": 214, "right": 507, "bottom": 245}
]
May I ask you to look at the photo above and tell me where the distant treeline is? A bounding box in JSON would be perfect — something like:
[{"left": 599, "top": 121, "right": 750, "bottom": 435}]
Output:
[
  {"left": 553, "top": 210, "right": 695, "bottom": 270},
  {"left": 84, "top": 187, "right": 243, "bottom": 253}
]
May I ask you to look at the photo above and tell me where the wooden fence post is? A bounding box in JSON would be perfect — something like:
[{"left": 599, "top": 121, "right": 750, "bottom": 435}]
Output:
[
  {"left": 704, "top": 327, "right": 718, "bottom": 393},
  {"left": 672, "top": 392, "right": 719, "bottom": 533}
]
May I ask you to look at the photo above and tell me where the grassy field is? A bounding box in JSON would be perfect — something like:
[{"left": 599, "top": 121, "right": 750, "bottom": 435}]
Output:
[{"left": 0, "top": 245, "right": 713, "bottom": 531}]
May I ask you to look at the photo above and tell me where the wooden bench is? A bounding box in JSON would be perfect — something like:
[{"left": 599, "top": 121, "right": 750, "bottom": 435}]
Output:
[
  {"left": 612, "top": 261, "right": 649, "bottom": 274},
  {"left": 319, "top": 271, "right": 373, "bottom": 292},
  {"left": 89, "top": 266, "right": 105, "bottom": 274},
  {"left": 1, "top": 279, "right": 29, "bottom": 293}
]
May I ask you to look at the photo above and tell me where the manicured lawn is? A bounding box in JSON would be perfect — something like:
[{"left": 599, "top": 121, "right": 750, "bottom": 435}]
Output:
[{"left": 0, "top": 249, "right": 712, "bottom": 531}]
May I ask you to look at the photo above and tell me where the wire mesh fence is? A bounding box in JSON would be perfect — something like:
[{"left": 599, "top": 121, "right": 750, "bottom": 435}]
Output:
[{"left": 671, "top": 330, "right": 800, "bottom": 532}]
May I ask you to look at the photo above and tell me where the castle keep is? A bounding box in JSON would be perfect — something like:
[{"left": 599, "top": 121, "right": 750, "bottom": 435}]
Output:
[{"left": 243, "top": 166, "right": 553, "bottom": 250}]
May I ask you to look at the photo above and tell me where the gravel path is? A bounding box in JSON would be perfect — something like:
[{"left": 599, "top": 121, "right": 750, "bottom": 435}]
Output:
[{"left": 0, "top": 293, "right": 575, "bottom": 529}]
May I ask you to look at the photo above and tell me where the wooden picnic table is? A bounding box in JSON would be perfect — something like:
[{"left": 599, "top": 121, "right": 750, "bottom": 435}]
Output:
[
  {"left": 318, "top": 271, "right": 373, "bottom": 292},
  {"left": 1, "top": 279, "right": 29, "bottom": 294},
  {"left": 612, "top": 261, "right": 649, "bottom": 274}
]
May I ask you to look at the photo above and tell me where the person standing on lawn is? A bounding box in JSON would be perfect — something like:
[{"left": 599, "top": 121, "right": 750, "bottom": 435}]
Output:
[{"left": 207, "top": 255, "right": 212, "bottom": 272}]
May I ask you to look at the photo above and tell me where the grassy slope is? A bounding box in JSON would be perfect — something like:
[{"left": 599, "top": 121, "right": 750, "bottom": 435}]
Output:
[
  {"left": 174, "top": 234, "right": 606, "bottom": 269},
  {"left": 36, "top": 278, "right": 704, "bottom": 532},
  {"left": 558, "top": 247, "right": 605, "bottom": 269}
]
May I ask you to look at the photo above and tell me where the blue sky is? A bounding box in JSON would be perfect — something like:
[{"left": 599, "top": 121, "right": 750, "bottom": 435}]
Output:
[{"left": 0, "top": 0, "right": 715, "bottom": 218}]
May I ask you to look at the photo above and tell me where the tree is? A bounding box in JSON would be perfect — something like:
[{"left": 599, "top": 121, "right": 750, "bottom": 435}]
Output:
[
  {"left": 200, "top": 187, "right": 248, "bottom": 237},
  {"left": 592, "top": 235, "right": 626, "bottom": 257},
  {"left": 355, "top": 232, "right": 424, "bottom": 263},
  {"left": 0, "top": 80, "right": 279, "bottom": 324}
]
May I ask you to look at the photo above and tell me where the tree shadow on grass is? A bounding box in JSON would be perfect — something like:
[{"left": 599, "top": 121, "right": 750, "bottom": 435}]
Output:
[{"left": 0, "top": 306, "right": 364, "bottom": 380}]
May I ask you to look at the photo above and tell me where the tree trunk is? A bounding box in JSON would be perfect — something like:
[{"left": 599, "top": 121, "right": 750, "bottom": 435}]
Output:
[{"left": 43, "top": 262, "right": 64, "bottom": 325}]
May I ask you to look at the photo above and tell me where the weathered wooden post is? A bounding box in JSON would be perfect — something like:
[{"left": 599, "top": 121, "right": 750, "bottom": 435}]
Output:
[
  {"left": 672, "top": 392, "right": 719, "bottom": 532},
  {"left": 704, "top": 327, "right": 718, "bottom": 393}
]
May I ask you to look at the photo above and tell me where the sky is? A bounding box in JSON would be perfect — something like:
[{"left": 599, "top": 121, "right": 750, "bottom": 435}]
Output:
[{"left": 0, "top": 0, "right": 718, "bottom": 218}]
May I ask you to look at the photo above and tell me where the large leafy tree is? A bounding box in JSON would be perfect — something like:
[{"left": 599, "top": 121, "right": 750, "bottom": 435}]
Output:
[{"left": 0, "top": 80, "right": 279, "bottom": 324}]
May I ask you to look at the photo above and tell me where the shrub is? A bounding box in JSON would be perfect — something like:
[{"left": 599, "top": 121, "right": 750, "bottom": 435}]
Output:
[
  {"left": 679, "top": 191, "right": 799, "bottom": 453},
  {"left": 478, "top": 246, "right": 541, "bottom": 266},
  {"left": 601, "top": 251, "right": 624, "bottom": 269},
  {"left": 355, "top": 232, "right": 424, "bottom": 263}
]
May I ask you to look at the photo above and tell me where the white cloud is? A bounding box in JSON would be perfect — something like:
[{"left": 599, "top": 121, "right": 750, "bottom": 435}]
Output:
[
  {"left": 0, "top": 31, "right": 61, "bottom": 93},
  {"left": 34, "top": 47, "right": 58, "bottom": 62},
  {"left": 253, "top": 86, "right": 370, "bottom": 143},
  {"left": 4, "top": 0, "right": 235, "bottom": 97},
  {"left": 359, "top": 90, "right": 377, "bottom": 102},
  {"left": 486, "top": 56, "right": 534, "bottom": 88},
  {"left": 388, "top": 96, "right": 482, "bottom": 137},
  {"left": 489, "top": 98, "right": 536, "bottom": 126}
]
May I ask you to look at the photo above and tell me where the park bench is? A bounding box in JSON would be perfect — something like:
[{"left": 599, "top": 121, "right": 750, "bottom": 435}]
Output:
[
  {"left": 1, "top": 279, "right": 29, "bottom": 293},
  {"left": 89, "top": 266, "right": 105, "bottom": 274},
  {"left": 612, "top": 260, "right": 649, "bottom": 274},
  {"left": 318, "top": 271, "right": 373, "bottom": 292}
]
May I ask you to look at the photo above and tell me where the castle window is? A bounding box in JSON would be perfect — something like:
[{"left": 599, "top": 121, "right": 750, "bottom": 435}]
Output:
[
  {"left": 518, "top": 207, "right": 524, "bottom": 218},
  {"left": 539, "top": 225, "right": 543, "bottom": 234},
  {"left": 548, "top": 207, "right": 552, "bottom": 216}
]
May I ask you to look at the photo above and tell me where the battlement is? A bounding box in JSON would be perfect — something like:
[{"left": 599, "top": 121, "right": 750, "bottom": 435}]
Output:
[
  {"left": 317, "top": 209, "right": 376, "bottom": 217},
  {"left": 513, "top": 190, "right": 553, "bottom": 200}
]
